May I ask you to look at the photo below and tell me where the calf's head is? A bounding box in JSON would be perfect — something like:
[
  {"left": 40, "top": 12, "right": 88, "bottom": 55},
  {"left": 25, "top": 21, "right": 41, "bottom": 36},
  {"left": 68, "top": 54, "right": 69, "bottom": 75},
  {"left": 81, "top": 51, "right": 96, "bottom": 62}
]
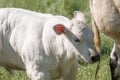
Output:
[
  {"left": 69, "top": 11, "right": 100, "bottom": 63},
  {"left": 43, "top": 13, "right": 100, "bottom": 63}
]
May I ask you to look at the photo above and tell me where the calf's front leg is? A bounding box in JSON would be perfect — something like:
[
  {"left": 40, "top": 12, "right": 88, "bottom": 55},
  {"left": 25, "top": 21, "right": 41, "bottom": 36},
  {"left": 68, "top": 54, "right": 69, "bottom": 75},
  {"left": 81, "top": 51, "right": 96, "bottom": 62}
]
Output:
[
  {"left": 26, "top": 64, "right": 51, "bottom": 80},
  {"left": 62, "top": 60, "right": 78, "bottom": 80}
]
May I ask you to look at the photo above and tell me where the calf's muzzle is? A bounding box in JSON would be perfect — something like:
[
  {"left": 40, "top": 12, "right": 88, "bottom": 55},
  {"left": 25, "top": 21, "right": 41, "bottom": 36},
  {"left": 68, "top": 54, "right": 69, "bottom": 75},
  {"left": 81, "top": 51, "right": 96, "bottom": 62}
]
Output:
[{"left": 89, "top": 49, "right": 100, "bottom": 63}]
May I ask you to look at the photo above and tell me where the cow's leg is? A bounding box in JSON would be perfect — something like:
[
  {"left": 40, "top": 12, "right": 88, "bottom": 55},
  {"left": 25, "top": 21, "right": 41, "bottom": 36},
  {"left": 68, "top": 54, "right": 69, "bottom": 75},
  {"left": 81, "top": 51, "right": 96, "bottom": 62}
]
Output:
[
  {"left": 26, "top": 64, "right": 51, "bottom": 80},
  {"left": 109, "top": 44, "right": 117, "bottom": 80},
  {"left": 110, "top": 58, "right": 120, "bottom": 80},
  {"left": 109, "top": 44, "right": 120, "bottom": 80},
  {"left": 110, "top": 55, "right": 118, "bottom": 80},
  {"left": 62, "top": 60, "right": 78, "bottom": 80}
]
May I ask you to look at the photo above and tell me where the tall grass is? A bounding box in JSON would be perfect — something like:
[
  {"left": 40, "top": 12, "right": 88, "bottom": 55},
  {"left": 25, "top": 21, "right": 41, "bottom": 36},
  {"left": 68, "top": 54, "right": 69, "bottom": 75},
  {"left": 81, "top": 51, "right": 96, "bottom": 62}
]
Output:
[
  {"left": 0, "top": 0, "right": 89, "bottom": 18},
  {"left": 0, "top": 0, "right": 114, "bottom": 80}
]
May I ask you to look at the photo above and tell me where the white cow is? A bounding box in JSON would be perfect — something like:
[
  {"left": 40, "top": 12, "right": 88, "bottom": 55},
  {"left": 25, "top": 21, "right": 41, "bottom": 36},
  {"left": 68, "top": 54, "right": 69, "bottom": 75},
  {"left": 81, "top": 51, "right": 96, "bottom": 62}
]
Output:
[
  {"left": 0, "top": 8, "right": 99, "bottom": 80},
  {"left": 90, "top": 0, "right": 120, "bottom": 80}
]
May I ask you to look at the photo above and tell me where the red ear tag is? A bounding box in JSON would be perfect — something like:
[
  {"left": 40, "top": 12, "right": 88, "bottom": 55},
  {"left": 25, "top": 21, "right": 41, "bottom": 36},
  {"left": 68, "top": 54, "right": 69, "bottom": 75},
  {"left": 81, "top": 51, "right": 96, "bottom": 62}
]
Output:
[{"left": 54, "top": 24, "right": 65, "bottom": 35}]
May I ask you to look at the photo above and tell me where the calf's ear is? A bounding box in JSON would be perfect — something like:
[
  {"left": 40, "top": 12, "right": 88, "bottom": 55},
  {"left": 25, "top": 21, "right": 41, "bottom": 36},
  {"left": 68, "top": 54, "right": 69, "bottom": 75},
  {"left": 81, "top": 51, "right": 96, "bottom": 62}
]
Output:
[
  {"left": 53, "top": 24, "right": 66, "bottom": 35},
  {"left": 73, "top": 11, "right": 86, "bottom": 23}
]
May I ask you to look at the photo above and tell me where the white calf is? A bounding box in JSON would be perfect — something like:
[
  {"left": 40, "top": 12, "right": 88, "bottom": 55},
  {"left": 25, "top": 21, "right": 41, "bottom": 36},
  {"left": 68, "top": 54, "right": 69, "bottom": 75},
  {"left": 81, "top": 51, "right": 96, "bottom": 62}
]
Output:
[{"left": 0, "top": 8, "right": 99, "bottom": 80}]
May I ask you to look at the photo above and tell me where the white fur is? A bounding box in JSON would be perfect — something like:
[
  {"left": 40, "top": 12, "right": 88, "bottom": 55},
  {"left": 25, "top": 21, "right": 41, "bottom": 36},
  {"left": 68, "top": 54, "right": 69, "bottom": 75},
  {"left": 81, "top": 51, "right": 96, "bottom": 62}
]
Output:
[{"left": 0, "top": 8, "right": 97, "bottom": 80}]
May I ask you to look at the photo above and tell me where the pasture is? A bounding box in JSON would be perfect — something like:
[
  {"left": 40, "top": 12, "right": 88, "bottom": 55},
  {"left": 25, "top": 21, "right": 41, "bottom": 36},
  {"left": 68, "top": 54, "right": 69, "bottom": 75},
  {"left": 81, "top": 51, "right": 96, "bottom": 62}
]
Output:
[{"left": 0, "top": 0, "right": 113, "bottom": 80}]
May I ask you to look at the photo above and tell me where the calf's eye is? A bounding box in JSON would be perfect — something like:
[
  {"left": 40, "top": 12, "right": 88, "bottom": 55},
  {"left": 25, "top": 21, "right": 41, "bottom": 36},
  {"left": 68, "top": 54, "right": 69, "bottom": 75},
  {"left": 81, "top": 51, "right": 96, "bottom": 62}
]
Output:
[{"left": 74, "top": 38, "right": 80, "bottom": 42}]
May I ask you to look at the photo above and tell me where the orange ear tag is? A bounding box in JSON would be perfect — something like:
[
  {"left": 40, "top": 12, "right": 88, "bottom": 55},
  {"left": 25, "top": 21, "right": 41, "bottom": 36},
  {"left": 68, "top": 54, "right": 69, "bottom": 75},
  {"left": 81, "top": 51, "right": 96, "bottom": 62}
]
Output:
[{"left": 54, "top": 24, "right": 65, "bottom": 35}]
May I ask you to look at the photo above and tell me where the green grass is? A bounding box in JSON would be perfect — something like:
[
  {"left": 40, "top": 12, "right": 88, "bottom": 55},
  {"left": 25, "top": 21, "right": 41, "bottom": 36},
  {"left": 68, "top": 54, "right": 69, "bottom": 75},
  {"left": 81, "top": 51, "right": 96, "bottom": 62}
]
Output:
[
  {"left": 0, "top": 69, "right": 29, "bottom": 80},
  {"left": 0, "top": 0, "right": 114, "bottom": 80}
]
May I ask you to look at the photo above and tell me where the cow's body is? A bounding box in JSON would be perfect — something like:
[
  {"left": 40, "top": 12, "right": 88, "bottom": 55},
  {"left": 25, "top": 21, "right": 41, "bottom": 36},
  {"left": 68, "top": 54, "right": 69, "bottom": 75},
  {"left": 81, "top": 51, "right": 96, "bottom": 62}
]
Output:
[
  {"left": 0, "top": 8, "right": 99, "bottom": 80},
  {"left": 0, "top": 8, "right": 54, "bottom": 71},
  {"left": 90, "top": 0, "right": 120, "bottom": 80}
]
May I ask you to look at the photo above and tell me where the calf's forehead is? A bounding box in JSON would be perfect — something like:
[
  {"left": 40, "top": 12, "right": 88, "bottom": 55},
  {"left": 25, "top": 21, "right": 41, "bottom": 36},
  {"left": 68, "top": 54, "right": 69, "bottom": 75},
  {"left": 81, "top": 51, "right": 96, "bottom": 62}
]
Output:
[
  {"left": 72, "top": 24, "right": 94, "bottom": 40},
  {"left": 83, "top": 26, "right": 94, "bottom": 38}
]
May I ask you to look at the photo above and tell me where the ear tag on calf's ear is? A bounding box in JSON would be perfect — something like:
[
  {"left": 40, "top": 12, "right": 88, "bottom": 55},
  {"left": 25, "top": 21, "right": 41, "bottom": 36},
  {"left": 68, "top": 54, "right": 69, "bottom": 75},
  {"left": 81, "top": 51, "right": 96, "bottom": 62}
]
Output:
[{"left": 54, "top": 24, "right": 65, "bottom": 35}]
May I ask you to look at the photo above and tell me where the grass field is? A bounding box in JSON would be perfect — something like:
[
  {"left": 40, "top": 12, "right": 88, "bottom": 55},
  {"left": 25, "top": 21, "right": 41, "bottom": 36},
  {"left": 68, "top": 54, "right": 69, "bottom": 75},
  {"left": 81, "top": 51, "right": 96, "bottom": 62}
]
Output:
[{"left": 0, "top": 0, "right": 114, "bottom": 80}]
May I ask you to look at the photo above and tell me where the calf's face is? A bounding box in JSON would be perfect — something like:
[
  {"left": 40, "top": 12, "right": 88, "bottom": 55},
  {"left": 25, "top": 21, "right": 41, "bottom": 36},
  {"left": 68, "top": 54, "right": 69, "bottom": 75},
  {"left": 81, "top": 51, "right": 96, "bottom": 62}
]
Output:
[
  {"left": 70, "top": 11, "right": 100, "bottom": 63},
  {"left": 49, "top": 12, "right": 99, "bottom": 63}
]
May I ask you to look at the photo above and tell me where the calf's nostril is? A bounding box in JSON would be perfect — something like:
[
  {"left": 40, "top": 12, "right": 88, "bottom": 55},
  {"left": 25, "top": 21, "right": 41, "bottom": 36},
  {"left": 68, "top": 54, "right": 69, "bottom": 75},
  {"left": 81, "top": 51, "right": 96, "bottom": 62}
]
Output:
[{"left": 91, "top": 55, "right": 100, "bottom": 62}]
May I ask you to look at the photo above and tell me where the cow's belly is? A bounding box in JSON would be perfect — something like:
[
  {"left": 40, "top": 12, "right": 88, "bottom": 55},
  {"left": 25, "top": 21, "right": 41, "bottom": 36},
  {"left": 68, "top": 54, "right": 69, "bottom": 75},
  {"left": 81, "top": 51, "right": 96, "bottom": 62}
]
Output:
[
  {"left": 0, "top": 63, "right": 25, "bottom": 70},
  {"left": 101, "top": 25, "right": 120, "bottom": 43},
  {"left": 94, "top": 12, "right": 120, "bottom": 43},
  {"left": 0, "top": 50, "right": 25, "bottom": 70},
  {"left": 0, "top": 59, "right": 25, "bottom": 70}
]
